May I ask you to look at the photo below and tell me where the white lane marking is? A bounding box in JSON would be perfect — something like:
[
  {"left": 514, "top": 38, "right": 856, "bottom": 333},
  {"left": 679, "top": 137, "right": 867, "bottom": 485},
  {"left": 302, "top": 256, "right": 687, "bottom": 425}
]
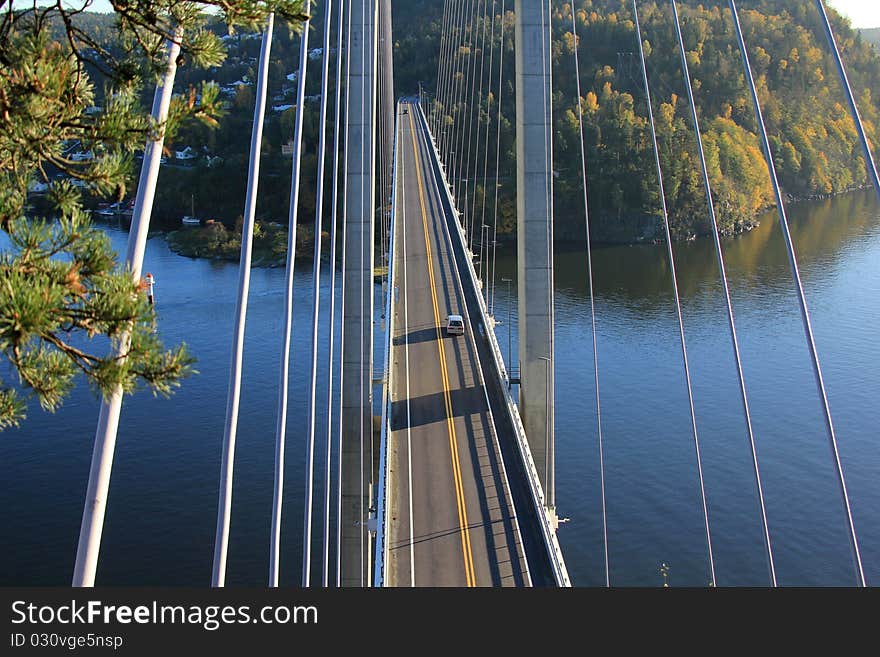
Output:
[{"left": 401, "top": 110, "right": 416, "bottom": 587}]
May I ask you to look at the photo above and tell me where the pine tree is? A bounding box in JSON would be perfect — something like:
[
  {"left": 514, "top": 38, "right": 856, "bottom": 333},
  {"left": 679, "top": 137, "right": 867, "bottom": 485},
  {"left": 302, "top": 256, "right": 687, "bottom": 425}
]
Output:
[{"left": 0, "top": 1, "right": 308, "bottom": 429}]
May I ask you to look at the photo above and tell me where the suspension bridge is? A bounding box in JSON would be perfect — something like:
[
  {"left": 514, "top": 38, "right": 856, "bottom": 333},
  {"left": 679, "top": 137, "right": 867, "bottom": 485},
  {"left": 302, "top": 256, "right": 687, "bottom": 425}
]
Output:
[{"left": 68, "top": 0, "right": 878, "bottom": 588}]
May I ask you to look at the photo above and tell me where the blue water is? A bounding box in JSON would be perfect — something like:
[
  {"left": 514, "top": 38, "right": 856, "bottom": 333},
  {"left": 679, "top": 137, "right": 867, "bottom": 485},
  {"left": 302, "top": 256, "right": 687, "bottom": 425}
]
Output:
[{"left": 2, "top": 189, "right": 879, "bottom": 586}]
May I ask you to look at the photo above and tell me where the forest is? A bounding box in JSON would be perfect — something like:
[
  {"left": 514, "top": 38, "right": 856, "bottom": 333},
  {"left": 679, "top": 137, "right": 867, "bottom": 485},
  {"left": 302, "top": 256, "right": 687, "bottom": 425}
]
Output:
[
  {"left": 405, "top": 0, "right": 880, "bottom": 242},
  {"left": 54, "top": 1, "right": 880, "bottom": 245}
]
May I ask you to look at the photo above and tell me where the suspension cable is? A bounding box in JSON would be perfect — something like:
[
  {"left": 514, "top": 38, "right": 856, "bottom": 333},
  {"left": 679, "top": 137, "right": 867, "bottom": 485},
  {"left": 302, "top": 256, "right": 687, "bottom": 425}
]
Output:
[
  {"left": 433, "top": 1, "right": 449, "bottom": 135},
  {"left": 453, "top": 0, "right": 476, "bottom": 210},
  {"left": 568, "top": 0, "right": 609, "bottom": 588},
  {"left": 814, "top": 0, "right": 880, "bottom": 202},
  {"left": 270, "top": 0, "right": 312, "bottom": 588},
  {"left": 490, "top": 0, "right": 506, "bottom": 317},
  {"left": 358, "top": 0, "right": 366, "bottom": 587},
  {"left": 323, "top": 0, "right": 346, "bottom": 589},
  {"left": 302, "top": 0, "right": 335, "bottom": 589},
  {"left": 210, "top": 17, "right": 271, "bottom": 588},
  {"left": 336, "top": 0, "right": 353, "bottom": 588},
  {"left": 729, "top": 0, "right": 865, "bottom": 586},
  {"left": 479, "top": 1, "right": 497, "bottom": 305},
  {"left": 669, "top": 0, "right": 777, "bottom": 586},
  {"left": 74, "top": 28, "right": 183, "bottom": 589},
  {"left": 437, "top": 0, "right": 456, "bottom": 144},
  {"left": 465, "top": 0, "right": 487, "bottom": 252},
  {"left": 452, "top": 0, "right": 478, "bottom": 205},
  {"left": 442, "top": 0, "right": 465, "bottom": 167},
  {"left": 633, "top": 0, "right": 715, "bottom": 587}
]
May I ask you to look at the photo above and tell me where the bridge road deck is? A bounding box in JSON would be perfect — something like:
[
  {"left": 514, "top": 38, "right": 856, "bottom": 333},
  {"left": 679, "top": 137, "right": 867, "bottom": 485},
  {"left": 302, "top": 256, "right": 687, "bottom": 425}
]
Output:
[{"left": 385, "top": 102, "right": 530, "bottom": 587}]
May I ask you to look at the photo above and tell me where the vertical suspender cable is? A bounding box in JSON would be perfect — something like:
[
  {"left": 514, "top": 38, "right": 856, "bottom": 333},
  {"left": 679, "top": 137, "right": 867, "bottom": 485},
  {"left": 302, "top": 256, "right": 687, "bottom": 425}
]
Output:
[
  {"left": 440, "top": 1, "right": 457, "bottom": 136},
  {"left": 324, "top": 0, "right": 346, "bottom": 589},
  {"left": 465, "top": 0, "right": 486, "bottom": 251},
  {"left": 463, "top": 0, "right": 482, "bottom": 245},
  {"left": 450, "top": 0, "right": 469, "bottom": 170},
  {"left": 815, "top": 0, "right": 880, "bottom": 202},
  {"left": 73, "top": 29, "right": 182, "bottom": 588},
  {"left": 303, "top": 0, "right": 335, "bottom": 589},
  {"left": 358, "top": 0, "right": 366, "bottom": 588},
  {"left": 432, "top": 1, "right": 449, "bottom": 135},
  {"left": 490, "top": 0, "right": 506, "bottom": 317},
  {"left": 211, "top": 16, "right": 274, "bottom": 588},
  {"left": 479, "top": 2, "right": 497, "bottom": 302},
  {"left": 337, "top": 0, "right": 354, "bottom": 587},
  {"left": 434, "top": 1, "right": 451, "bottom": 139},
  {"left": 669, "top": 0, "right": 777, "bottom": 586},
  {"left": 270, "top": 0, "right": 312, "bottom": 588},
  {"left": 440, "top": 0, "right": 459, "bottom": 164},
  {"left": 443, "top": 0, "right": 461, "bottom": 174},
  {"left": 453, "top": 0, "right": 475, "bottom": 209},
  {"left": 447, "top": 0, "right": 474, "bottom": 198},
  {"left": 729, "top": 0, "right": 865, "bottom": 586},
  {"left": 568, "top": 1, "right": 609, "bottom": 588},
  {"left": 448, "top": 0, "right": 467, "bottom": 201},
  {"left": 633, "top": 0, "right": 715, "bottom": 587}
]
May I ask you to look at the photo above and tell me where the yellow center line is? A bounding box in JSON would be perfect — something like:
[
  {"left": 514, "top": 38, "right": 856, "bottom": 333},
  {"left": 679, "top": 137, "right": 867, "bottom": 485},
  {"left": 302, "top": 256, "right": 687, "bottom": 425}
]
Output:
[{"left": 406, "top": 108, "right": 476, "bottom": 587}]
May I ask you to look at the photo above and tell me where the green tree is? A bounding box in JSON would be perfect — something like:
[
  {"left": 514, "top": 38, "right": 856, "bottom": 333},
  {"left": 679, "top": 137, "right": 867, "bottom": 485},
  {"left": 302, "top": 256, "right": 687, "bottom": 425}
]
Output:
[{"left": 0, "top": 0, "right": 307, "bottom": 429}]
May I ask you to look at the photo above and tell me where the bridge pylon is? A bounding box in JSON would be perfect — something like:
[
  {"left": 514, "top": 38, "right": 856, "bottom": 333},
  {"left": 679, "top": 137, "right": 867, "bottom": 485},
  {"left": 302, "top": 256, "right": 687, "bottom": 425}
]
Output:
[
  {"left": 342, "top": 0, "right": 379, "bottom": 587},
  {"left": 514, "top": 0, "right": 555, "bottom": 512}
]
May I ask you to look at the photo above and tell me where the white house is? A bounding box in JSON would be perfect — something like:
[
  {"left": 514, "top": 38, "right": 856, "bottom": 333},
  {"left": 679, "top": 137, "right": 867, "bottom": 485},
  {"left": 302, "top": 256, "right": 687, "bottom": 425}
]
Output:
[{"left": 175, "top": 146, "right": 198, "bottom": 161}]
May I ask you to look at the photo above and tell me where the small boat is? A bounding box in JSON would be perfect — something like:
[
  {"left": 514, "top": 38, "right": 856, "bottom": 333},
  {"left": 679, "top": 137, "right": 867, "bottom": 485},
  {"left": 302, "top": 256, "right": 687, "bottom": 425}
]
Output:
[
  {"left": 180, "top": 194, "right": 201, "bottom": 226},
  {"left": 95, "top": 204, "right": 116, "bottom": 217}
]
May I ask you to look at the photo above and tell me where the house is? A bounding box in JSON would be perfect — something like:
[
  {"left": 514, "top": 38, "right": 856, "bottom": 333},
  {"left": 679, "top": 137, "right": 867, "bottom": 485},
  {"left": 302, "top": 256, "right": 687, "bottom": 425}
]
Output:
[
  {"left": 286, "top": 72, "right": 298, "bottom": 82},
  {"left": 175, "top": 146, "right": 198, "bottom": 161},
  {"left": 308, "top": 48, "right": 323, "bottom": 61},
  {"left": 281, "top": 141, "right": 295, "bottom": 156}
]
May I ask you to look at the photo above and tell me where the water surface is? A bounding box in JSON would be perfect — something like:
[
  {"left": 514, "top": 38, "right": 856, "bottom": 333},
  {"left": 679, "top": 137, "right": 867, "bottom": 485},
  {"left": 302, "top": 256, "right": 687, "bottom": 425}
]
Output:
[{"left": 2, "top": 190, "right": 878, "bottom": 586}]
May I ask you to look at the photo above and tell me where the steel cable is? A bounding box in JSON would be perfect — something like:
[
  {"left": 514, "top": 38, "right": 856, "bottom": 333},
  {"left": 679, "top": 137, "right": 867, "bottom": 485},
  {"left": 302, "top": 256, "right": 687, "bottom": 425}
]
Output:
[
  {"left": 633, "top": 0, "right": 716, "bottom": 587},
  {"left": 669, "top": 0, "right": 777, "bottom": 585}
]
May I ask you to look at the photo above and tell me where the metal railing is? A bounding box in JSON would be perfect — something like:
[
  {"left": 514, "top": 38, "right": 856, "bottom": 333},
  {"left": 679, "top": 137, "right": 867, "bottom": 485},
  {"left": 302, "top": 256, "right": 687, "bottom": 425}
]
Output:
[{"left": 372, "top": 101, "right": 401, "bottom": 588}]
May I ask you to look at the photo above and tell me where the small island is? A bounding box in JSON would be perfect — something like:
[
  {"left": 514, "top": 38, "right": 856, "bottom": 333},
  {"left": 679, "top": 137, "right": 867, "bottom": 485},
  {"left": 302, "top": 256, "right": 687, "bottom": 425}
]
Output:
[{"left": 167, "top": 220, "right": 317, "bottom": 267}]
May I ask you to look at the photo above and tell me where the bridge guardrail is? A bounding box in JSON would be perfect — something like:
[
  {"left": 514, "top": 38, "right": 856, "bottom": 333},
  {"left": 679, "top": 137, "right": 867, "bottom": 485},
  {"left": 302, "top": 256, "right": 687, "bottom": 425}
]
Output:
[
  {"left": 373, "top": 103, "right": 400, "bottom": 588},
  {"left": 416, "top": 104, "right": 571, "bottom": 587}
]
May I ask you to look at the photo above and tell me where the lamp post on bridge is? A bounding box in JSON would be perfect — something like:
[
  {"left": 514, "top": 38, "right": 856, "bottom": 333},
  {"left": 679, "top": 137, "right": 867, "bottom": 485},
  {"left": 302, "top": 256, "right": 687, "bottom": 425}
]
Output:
[{"left": 538, "top": 355, "right": 554, "bottom": 513}]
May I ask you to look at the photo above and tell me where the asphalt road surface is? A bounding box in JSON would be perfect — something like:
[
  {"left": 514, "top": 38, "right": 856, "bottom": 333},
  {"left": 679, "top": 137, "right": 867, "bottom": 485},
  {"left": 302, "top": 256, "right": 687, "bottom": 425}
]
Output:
[{"left": 386, "top": 102, "right": 530, "bottom": 587}]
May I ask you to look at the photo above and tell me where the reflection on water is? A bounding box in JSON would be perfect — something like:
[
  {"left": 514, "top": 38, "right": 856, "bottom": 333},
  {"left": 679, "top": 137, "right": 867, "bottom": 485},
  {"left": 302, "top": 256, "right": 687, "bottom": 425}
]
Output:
[
  {"left": 551, "top": 190, "right": 880, "bottom": 308},
  {"left": 495, "top": 189, "right": 880, "bottom": 586},
  {"left": 1, "top": 190, "right": 879, "bottom": 586}
]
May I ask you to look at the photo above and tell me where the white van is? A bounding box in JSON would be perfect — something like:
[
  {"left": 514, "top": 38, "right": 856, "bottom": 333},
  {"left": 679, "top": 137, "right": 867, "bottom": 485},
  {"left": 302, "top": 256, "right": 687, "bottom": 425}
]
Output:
[{"left": 445, "top": 314, "right": 465, "bottom": 336}]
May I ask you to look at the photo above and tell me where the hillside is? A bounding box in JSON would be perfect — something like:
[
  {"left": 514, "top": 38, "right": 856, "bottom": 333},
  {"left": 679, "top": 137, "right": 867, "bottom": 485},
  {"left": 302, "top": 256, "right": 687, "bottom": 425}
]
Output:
[
  {"left": 397, "top": 0, "right": 880, "bottom": 242},
  {"left": 58, "top": 2, "right": 880, "bottom": 244}
]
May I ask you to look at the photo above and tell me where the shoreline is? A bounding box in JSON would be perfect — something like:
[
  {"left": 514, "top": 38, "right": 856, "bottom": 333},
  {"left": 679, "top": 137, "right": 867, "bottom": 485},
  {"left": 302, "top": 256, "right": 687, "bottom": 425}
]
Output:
[{"left": 122, "top": 184, "right": 877, "bottom": 267}]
